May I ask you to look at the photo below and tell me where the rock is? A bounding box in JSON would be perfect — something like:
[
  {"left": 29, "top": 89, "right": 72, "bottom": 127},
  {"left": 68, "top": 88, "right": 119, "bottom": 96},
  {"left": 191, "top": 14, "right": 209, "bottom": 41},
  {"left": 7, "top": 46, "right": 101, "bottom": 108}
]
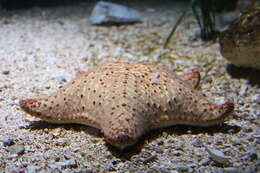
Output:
[
  {"left": 174, "top": 164, "right": 189, "bottom": 172},
  {"left": 191, "top": 140, "right": 204, "bottom": 147},
  {"left": 55, "top": 160, "right": 77, "bottom": 168},
  {"left": 219, "top": 5, "right": 260, "bottom": 69},
  {"left": 247, "top": 150, "right": 258, "bottom": 161},
  {"left": 143, "top": 154, "right": 157, "bottom": 164},
  {"left": 237, "top": 0, "right": 259, "bottom": 11},
  {"left": 7, "top": 145, "right": 25, "bottom": 155},
  {"left": 205, "top": 147, "right": 230, "bottom": 165},
  {"left": 57, "top": 76, "right": 67, "bottom": 84},
  {"left": 172, "top": 151, "right": 182, "bottom": 156},
  {"left": 89, "top": 1, "right": 143, "bottom": 25},
  {"left": 2, "top": 69, "right": 10, "bottom": 75},
  {"left": 2, "top": 139, "right": 15, "bottom": 147},
  {"left": 224, "top": 167, "right": 238, "bottom": 173}
]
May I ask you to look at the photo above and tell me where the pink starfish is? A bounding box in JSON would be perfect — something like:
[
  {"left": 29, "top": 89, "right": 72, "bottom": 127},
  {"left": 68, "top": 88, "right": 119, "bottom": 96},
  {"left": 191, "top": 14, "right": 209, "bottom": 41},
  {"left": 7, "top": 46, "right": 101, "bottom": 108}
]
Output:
[{"left": 20, "top": 62, "right": 234, "bottom": 148}]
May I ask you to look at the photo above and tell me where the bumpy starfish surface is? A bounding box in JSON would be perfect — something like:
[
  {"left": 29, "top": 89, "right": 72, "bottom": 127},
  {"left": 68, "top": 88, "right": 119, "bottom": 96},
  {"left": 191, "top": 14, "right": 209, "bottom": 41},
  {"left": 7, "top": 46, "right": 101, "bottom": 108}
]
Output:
[{"left": 20, "top": 62, "right": 234, "bottom": 148}]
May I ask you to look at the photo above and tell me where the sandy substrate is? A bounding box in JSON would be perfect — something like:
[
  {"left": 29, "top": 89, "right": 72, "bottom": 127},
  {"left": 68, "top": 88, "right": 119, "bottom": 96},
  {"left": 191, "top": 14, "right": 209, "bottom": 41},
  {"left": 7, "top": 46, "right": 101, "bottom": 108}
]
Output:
[{"left": 0, "top": 1, "right": 259, "bottom": 172}]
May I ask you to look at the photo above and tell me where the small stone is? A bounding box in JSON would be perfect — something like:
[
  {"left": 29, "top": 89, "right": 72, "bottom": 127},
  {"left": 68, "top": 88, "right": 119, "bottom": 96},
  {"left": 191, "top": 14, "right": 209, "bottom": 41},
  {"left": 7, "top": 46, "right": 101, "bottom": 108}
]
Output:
[
  {"left": 248, "top": 150, "right": 258, "bottom": 161},
  {"left": 172, "top": 151, "right": 182, "bottom": 156},
  {"left": 56, "top": 160, "right": 77, "bottom": 168},
  {"left": 57, "top": 76, "right": 67, "bottom": 84},
  {"left": 55, "top": 140, "right": 67, "bottom": 147},
  {"left": 224, "top": 167, "right": 238, "bottom": 173},
  {"left": 201, "top": 159, "right": 212, "bottom": 166},
  {"left": 205, "top": 147, "right": 230, "bottom": 164},
  {"left": 143, "top": 154, "right": 157, "bottom": 164},
  {"left": 174, "top": 164, "right": 189, "bottom": 171},
  {"left": 52, "top": 132, "right": 61, "bottom": 137},
  {"left": 191, "top": 140, "right": 204, "bottom": 147},
  {"left": 72, "top": 148, "right": 81, "bottom": 153},
  {"left": 89, "top": 1, "right": 143, "bottom": 25},
  {"left": 188, "top": 164, "right": 197, "bottom": 168},
  {"left": 2, "top": 69, "right": 10, "bottom": 75},
  {"left": 27, "top": 166, "right": 40, "bottom": 173},
  {"left": 7, "top": 145, "right": 25, "bottom": 155},
  {"left": 105, "top": 152, "right": 113, "bottom": 159},
  {"left": 2, "top": 139, "right": 15, "bottom": 147},
  {"left": 105, "top": 163, "right": 116, "bottom": 171}
]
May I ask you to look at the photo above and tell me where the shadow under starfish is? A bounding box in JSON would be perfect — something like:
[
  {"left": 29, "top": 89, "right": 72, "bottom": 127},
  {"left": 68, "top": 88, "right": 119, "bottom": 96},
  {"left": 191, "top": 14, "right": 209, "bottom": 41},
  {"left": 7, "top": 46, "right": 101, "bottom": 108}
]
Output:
[{"left": 25, "top": 120, "right": 241, "bottom": 159}]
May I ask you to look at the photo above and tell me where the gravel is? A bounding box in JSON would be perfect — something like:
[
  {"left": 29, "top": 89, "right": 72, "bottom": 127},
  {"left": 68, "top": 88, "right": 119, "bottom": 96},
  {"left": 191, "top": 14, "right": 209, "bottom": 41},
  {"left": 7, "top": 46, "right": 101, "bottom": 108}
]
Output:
[{"left": 0, "top": 1, "right": 259, "bottom": 172}]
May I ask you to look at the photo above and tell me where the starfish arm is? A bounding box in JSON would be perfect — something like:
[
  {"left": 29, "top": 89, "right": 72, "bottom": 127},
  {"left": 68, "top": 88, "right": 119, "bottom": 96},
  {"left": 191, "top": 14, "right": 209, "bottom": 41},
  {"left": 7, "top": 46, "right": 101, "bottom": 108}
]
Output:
[
  {"left": 178, "top": 69, "right": 200, "bottom": 88},
  {"left": 19, "top": 70, "right": 100, "bottom": 128},
  {"left": 150, "top": 84, "right": 234, "bottom": 129},
  {"left": 20, "top": 98, "right": 100, "bottom": 127}
]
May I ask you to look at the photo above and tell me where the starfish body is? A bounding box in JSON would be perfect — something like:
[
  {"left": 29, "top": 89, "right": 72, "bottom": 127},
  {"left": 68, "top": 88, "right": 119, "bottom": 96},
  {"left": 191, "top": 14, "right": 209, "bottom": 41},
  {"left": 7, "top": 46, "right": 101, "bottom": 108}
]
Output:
[{"left": 20, "top": 62, "right": 234, "bottom": 148}]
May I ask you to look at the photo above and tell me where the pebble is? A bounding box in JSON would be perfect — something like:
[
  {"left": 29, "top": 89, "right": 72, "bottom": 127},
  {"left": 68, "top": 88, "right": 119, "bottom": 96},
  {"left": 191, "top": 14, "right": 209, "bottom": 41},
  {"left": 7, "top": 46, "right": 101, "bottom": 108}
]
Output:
[
  {"left": 201, "top": 159, "right": 212, "bottom": 166},
  {"left": 72, "top": 148, "right": 81, "bottom": 153},
  {"left": 89, "top": 1, "right": 143, "bottom": 25},
  {"left": 2, "top": 69, "right": 10, "bottom": 75},
  {"left": 143, "top": 154, "right": 157, "bottom": 164},
  {"left": 247, "top": 150, "right": 258, "bottom": 161},
  {"left": 57, "top": 76, "right": 67, "bottom": 84},
  {"left": 172, "top": 151, "right": 182, "bottom": 156},
  {"left": 173, "top": 164, "right": 189, "bottom": 171},
  {"left": 55, "top": 160, "right": 77, "bottom": 168},
  {"left": 205, "top": 147, "right": 230, "bottom": 165},
  {"left": 224, "top": 167, "right": 238, "bottom": 173},
  {"left": 191, "top": 141, "right": 204, "bottom": 147},
  {"left": 52, "top": 132, "right": 61, "bottom": 137},
  {"left": 27, "top": 166, "right": 40, "bottom": 173},
  {"left": 7, "top": 145, "right": 25, "bottom": 155},
  {"left": 105, "top": 163, "right": 116, "bottom": 171},
  {"left": 55, "top": 140, "right": 67, "bottom": 147},
  {"left": 2, "top": 139, "right": 15, "bottom": 147}
]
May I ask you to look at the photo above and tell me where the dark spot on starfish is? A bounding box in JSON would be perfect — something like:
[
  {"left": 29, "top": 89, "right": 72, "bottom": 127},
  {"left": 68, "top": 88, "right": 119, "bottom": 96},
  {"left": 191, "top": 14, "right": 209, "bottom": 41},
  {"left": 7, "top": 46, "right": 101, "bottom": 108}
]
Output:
[
  {"left": 93, "top": 101, "right": 96, "bottom": 105},
  {"left": 93, "top": 90, "right": 96, "bottom": 93},
  {"left": 81, "top": 94, "right": 84, "bottom": 98},
  {"left": 84, "top": 80, "right": 87, "bottom": 83},
  {"left": 56, "top": 104, "right": 59, "bottom": 107},
  {"left": 122, "top": 103, "right": 126, "bottom": 107},
  {"left": 112, "top": 96, "right": 115, "bottom": 99},
  {"left": 72, "top": 81, "right": 75, "bottom": 84},
  {"left": 91, "top": 76, "right": 95, "bottom": 79}
]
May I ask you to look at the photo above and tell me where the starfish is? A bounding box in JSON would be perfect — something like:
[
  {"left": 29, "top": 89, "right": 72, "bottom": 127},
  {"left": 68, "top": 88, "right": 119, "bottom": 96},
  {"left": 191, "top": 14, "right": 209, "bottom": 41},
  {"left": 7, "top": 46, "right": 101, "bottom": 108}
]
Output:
[{"left": 20, "top": 62, "right": 234, "bottom": 148}]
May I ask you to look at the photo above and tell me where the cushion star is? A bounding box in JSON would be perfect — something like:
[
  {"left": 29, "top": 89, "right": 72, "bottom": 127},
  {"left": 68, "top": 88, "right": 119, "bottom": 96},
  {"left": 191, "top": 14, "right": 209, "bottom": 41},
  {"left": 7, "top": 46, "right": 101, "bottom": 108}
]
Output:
[{"left": 20, "top": 62, "right": 234, "bottom": 148}]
